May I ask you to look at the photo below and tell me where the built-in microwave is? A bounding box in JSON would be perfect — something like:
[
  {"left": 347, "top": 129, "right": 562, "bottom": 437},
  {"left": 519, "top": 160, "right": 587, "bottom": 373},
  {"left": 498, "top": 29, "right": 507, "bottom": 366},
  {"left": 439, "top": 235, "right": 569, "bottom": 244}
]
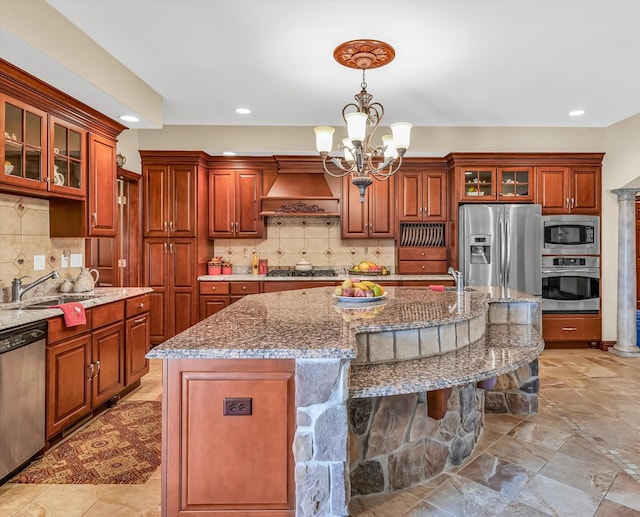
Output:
[{"left": 541, "top": 215, "right": 600, "bottom": 255}]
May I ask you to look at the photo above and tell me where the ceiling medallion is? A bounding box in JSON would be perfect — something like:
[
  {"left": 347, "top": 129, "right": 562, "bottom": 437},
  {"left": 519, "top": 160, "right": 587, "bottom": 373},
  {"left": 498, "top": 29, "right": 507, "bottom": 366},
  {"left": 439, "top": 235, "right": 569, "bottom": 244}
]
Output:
[
  {"left": 333, "top": 40, "right": 396, "bottom": 70},
  {"left": 314, "top": 39, "right": 411, "bottom": 202}
]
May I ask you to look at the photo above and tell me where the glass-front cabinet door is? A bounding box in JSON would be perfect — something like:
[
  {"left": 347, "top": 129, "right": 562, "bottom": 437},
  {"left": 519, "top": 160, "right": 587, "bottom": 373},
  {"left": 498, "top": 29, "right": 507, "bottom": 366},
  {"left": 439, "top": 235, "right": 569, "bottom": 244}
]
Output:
[
  {"left": 497, "top": 167, "right": 534, "bottom": 201},
  {"left": 1, "top": 95, "right": 48, "bottom": 192},
  {"left": 50, "top": 118, "right": 86, "bottom": 196},
  {"left": 460, "top": 167, "right": 495, "bottom": 200}
]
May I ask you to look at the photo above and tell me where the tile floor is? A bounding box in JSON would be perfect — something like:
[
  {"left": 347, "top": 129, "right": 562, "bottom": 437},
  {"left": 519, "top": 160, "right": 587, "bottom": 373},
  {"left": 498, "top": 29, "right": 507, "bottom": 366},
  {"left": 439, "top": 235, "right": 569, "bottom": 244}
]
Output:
[{"left": 2, "top": 350, "right": 640, "bottom": 516}]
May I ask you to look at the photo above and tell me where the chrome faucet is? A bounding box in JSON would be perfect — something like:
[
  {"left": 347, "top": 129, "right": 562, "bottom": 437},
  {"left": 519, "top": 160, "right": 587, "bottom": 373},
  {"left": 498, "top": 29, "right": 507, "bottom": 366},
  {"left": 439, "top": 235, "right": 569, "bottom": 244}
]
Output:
[
  {"left": 12, "top": 271, "right": 60, "bottom": 302},
  {"left": 447, "top": 267, "right": 464, "bottom": 294}
]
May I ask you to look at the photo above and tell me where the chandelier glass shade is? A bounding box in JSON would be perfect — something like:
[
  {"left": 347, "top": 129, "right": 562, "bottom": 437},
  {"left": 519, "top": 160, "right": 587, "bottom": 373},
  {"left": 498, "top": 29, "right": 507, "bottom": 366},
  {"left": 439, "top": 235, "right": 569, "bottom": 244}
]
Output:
[{"left": 314, "top": 40, "right": 412, "bottom": 202}]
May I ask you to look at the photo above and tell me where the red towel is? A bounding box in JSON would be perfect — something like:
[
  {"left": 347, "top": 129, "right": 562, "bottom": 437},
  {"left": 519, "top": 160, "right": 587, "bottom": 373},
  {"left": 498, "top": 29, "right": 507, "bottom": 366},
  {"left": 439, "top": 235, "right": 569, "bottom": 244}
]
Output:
[
  {"left": 51, "top": 302, "right": 87, "bottom": 327},
  {"left": 429, "top": 285, "right": 445, "bottom": 292}
]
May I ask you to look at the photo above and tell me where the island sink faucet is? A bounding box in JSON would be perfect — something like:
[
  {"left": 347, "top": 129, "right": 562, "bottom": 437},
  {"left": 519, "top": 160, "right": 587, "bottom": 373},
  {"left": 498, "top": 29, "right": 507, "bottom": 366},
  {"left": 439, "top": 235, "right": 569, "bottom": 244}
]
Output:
[
  {"left": 12, "top": 270, "right": 60, "bottom": 302},
  {"left": 447, "top": 267, "right": 464, "bottom": 294}
]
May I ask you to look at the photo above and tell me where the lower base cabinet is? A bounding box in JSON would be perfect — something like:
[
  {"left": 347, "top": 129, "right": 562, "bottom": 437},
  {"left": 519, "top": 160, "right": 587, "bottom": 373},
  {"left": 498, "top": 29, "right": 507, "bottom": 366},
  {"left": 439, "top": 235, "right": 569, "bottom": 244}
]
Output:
[
  {"left": 542, "top": 314, "right": 602, "bottom": 347},
  {"left": 46, "top": 297, "right": 149, "bottom": 440},
  {"left": 125, "top": 294, "right": 151, "bottom": 385},
  {"left": 163, "top": 358, "right": 295, "bottom": 516}
]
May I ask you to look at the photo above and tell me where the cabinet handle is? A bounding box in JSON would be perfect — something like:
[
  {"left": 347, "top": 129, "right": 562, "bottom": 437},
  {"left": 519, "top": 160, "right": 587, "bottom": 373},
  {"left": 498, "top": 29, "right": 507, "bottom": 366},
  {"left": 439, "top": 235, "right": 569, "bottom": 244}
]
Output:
[
  {"left": 230, "top": 221, "right": 234, "bottom": 230},
  {"left": 235, "top": 221, "right": 239, "bottom": 231},
  {"left": 164, "top": 243, "right": 168, "bottom": 253},
  {"left": 169, "top": 242, "right": 174, "bottom": 253},
  {"left": 134, "top": 317, "right": 146, "bottom": 324},
  {"left": 164, "top": 221, "right": 168, "bottom": 231},
  {"left": 91, "top": 213, "right": 97, "bottom": 227},
  {"left": 95, "top": 360, "right": 101, "bottom": 377},
  {"left": 169, "top": 221, "right": 174, "bottom": 231},
  {"left": 571, "top": 197, "right": 575, "bottom": 209},
  {"left": 87, "top": 363, "right": 94, "bottom": 381},
  {"left": 137, "top": 302, "right": 144, "bottom": 309},
  {"left": 566, "top": 197, "right": 570, "bottom": 209},
  {"left": 561, "top": 327, "right": 578, "bottom": 331}
]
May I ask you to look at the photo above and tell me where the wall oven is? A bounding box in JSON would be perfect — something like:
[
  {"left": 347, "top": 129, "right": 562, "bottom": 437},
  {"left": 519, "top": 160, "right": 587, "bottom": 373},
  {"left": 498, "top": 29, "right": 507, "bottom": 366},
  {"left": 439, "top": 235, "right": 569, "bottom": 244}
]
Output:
[
  {"left": 542, "top": 215, "right": 600, "bottom": 255},
  {"left": 541, "top": 256, "right": 600, "bottom": 313}
]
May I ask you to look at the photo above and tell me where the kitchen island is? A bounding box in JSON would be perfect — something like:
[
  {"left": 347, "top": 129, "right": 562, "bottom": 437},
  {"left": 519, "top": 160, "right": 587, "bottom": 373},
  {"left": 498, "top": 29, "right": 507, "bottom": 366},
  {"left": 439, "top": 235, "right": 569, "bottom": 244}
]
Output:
[{"left": 148, "top": 286, "right": 543, "bottom": 517}]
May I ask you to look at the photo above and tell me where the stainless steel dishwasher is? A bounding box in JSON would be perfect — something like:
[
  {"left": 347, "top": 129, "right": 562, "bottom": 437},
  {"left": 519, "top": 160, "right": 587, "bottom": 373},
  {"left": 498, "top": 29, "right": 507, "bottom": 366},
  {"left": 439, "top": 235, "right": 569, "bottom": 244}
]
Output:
[{"left": 0, "top": 320, "right": 47, "bottom": 482}]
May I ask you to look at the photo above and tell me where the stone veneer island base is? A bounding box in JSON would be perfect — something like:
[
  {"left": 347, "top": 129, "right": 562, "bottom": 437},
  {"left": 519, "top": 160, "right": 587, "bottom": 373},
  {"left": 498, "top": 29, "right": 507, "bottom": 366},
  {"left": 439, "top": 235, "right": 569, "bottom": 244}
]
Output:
[{"left": 148, "top": 286, "right": 543, "bottom": 517}]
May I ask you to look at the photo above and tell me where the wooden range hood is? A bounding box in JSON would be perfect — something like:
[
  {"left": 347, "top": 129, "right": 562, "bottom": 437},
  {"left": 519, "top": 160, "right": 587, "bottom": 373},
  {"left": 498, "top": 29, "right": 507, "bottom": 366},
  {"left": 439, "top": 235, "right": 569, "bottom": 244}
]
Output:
[{"left": 260, "top": 156, "right": 341, "bottom": 217}]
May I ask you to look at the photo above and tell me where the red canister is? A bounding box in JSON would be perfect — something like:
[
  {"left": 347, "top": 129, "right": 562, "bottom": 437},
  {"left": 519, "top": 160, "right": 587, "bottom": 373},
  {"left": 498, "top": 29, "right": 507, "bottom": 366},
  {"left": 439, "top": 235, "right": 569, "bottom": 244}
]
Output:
[
  {"left": 258, "top": 259, "right": 268, "bottom": 275},
  {"left": 207, "top": 262, "right": 222, "bottom": 275}
]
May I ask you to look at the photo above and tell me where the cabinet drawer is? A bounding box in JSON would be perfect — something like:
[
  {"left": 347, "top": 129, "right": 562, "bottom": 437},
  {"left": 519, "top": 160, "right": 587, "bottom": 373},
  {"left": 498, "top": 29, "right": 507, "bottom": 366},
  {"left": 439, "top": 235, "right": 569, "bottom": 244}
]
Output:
[
  {"left": 398, "top": 261, "right": 447, "bottom": 274},
  {"left": 92, "top": 300, "right": 125, "bottom": 329},
  {"left": 47, "top": 311, "right": 92, "bottom": 345},
  {"left": 199, "top": 281, "right": 230, "bottom": 295},
  {"left": 398, "top": 248, "right": 447, "bottom": 261},
  {"left": 126, "top": 294, "right": 151, "bottom": 318},
  {"left": 230, "top": 282, "right": 260, "bottom": 295},
  {"left": 542, "top": 316, "right": 601, "bottom": 341}
]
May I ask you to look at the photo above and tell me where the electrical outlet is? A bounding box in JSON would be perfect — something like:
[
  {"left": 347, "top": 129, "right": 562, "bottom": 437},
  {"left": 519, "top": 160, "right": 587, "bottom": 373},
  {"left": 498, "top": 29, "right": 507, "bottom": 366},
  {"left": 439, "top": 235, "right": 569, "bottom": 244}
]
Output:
[
  {"left": 70, "top": 253, "right": 83, "bottom": 267},
  {"left": 34, "top": 255, "right": 46, "bottom": 271},
  {"left": 61, "top": 255, "right": 69, "bottom": 268},
  {"left": 223, "top": 398, "right": 252, "bottom": 416}
]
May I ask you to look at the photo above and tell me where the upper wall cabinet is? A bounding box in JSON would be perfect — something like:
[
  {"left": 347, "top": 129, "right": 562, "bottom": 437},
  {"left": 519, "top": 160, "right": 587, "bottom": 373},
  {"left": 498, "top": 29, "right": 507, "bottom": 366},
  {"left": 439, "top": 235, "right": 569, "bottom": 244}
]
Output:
[
  {"left": 457, "top": 166, "right": 534, "bottom": 202},
  {"left": 209, "top": 169, "right": 263, "bottom": 238},
  {"left": 399, "top": 169, "right": 447, "bottom": 222},
  {"left": 537, "top": 166, "right": 601, "bottom": 214},
  {"left": 144, "top": 163, "right": 199, "bottom": 238},
  {"left": 1, "top": 95, "right": 48, "bottom": 194},
  {"left": 341, "top": 175, "right": 395, "bottom": 238},
  {"left": 1, "top": 60, "right": 126, "bottom": 236}
]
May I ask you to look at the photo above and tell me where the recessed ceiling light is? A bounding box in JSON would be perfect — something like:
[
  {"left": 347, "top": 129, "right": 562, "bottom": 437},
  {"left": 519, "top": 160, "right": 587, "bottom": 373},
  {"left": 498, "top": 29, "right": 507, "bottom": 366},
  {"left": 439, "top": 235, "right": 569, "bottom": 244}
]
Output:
[
  {"left": 569, "top": 110, "right": 585, "bottom": 117},
  {"left": 119, "top": 114, "right": 140, "bottom": 122},
  {"left": 235, "top": 108, "right": 251, "bottom": 115},
  {"left": 222, "top": 151, "right": 237, "bottom": 156}
]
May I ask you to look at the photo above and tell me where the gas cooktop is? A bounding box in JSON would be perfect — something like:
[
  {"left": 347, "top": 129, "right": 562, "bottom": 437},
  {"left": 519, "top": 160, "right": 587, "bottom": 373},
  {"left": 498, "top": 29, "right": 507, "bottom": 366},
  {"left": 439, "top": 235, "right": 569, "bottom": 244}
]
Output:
[{"left": 266, "top": 269, "right": 338, "bottom": 277}]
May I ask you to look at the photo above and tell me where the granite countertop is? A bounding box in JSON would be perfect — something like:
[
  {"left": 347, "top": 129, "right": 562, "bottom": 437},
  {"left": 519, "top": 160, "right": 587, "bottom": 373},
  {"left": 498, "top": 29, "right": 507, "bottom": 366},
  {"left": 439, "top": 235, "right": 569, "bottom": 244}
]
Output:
[
  {"left": 197, "top": 273, "right": 454, "bottom": 282},
  {"left": 349, "top": 324, "right": 543, "bottom": 398},
  {"left": 148, "top": 286, "right": 540, "bottom": 360},
  {"left": 0, "top": 287, "right": 153, "bottom": 331}
]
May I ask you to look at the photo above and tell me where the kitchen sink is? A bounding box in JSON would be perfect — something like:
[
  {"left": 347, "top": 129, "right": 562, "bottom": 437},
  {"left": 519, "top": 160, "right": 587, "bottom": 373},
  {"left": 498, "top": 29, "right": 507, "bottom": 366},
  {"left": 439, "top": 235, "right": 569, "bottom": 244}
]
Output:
[
  {"left": 14, "top": 296, "right": 100, "bottom": 310},
  {"left": 444, "top": 287, "right": 476, "bottom": 293}
]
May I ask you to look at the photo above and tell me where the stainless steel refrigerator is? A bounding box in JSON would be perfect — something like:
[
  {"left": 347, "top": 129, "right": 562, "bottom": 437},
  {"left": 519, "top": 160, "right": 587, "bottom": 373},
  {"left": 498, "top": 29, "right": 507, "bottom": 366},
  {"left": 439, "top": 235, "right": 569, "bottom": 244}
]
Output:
[{"left": 458, "top": 204, "right": 542, "bottom": 295}]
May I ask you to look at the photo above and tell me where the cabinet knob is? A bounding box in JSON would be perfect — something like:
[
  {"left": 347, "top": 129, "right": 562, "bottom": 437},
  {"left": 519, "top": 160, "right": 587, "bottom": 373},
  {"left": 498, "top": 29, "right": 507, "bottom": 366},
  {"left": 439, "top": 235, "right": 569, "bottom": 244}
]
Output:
[
  {"left": 137, "top": 303, "right": 144, "bottom": 308},
  {"left": 421, "top": 265, "right": 425, "bottom": 269},
  {"left": 421, "top": 253, "right": 425, "bottom": 257},
  {"left": 242, "top": 286, "right": 247, "bottom": 290},
  {"left": 211, "top": 286, "right": 216, "bottom": 291}
]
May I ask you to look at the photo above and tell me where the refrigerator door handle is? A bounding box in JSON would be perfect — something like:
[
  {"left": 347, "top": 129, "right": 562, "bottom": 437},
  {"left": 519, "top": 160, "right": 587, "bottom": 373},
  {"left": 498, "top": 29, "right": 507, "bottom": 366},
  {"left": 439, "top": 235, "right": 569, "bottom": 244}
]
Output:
[
  {"left": 504, "top": 216, "right": 511, "bottom": 285},
  {"left": 498, "top": 211, "right": 505, "bottom": 286}
]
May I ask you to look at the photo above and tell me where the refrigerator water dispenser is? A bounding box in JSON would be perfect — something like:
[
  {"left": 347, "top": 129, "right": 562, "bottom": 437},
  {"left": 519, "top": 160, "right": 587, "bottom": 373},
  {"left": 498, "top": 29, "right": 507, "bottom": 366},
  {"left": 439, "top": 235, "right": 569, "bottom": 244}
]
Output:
[{"left": 470, "top": 235, "right": 491, "bottom": 264}]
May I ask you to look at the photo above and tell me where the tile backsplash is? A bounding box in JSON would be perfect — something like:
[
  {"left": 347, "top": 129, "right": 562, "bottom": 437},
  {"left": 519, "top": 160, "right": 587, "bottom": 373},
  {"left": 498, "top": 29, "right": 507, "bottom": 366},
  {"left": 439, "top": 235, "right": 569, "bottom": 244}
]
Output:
[
  {"left": 0, "top": 193, "right": 85, "bottom": 301},
  {"left": 212, "top": 216, "right": 396, "bottom": 272}
]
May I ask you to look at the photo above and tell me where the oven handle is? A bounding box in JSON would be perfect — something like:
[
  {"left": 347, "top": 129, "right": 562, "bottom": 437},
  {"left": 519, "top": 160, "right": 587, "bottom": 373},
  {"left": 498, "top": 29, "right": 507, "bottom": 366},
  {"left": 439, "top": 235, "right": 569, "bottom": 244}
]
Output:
[{"left": 541, "top": 269, "right": 595, "bottom": 274}]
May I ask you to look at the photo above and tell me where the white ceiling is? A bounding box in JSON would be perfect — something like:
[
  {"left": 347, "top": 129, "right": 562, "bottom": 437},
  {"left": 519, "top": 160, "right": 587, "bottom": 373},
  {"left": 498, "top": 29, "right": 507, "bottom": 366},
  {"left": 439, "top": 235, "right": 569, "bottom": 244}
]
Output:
[{"left": 4, "top": 0, "right": 640, "bottom": 129}]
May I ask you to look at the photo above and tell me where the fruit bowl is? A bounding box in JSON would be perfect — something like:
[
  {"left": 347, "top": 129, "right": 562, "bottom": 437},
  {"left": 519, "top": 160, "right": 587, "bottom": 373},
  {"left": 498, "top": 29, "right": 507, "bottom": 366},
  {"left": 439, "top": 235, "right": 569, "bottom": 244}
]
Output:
[
  {"left": 333, "top": 292, "right": 387, "bottom": 303},
  {"left": 333, "top": 303, "right": 386, "bottom": 321}
]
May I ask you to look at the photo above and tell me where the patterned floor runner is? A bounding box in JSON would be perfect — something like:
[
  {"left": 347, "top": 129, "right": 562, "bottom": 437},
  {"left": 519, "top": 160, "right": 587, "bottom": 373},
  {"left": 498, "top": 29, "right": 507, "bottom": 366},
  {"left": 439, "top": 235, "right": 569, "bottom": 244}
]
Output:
[{"left": 12, "top": 400, "right": 161, "bottom": 484}]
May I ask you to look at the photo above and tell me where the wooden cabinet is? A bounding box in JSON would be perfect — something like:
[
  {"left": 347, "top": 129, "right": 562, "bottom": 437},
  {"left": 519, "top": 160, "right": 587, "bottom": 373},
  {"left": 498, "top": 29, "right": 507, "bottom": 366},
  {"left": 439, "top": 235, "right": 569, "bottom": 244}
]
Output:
[
  {"left": 163, "top": 358, "right": 295, "bottom": 516},
  {"left": 87, "top": 133, "right": 116, "bottom": 235},
  {"left": 198, "top": 281, "right": 230, "bottom": 320},
  {"left": 1, "top": 94, "right": 48, "bottom": 194},
  {"left": 125, "top": 294, "right": 151, "bottom": 385},
  {"left": 458, "top": 166, "right": 534, "bottom": 202},
  {"left": 49, "top": 117, "right": 86, "bottom": 199},
  {"left": 141, "top": 152, "right": 211, "bottom": 343},
  {"left": 399, "top": 170, "right": 447, "bottom": 221},
  {"left": 208, "top": 169, "right": 263, "bottom": 238},
  {"left": 229, "top": 281, "right": 261, "bottom": 303},
  {"left": 542, "top": 314, "right": 601, "bottom": 347},
  {"left": 144, "top": 238, "right": 198, "bottom": 344},
  {"left": 397, "top": 248, "right": 448, "bottom": 274},
  {"left": 46, "top": 301, "right": 126, "bottom": 439},
  {"left": 537, "top": 166, "right": 601, "bottom": 214},
  {"left": 143, "top": 163, "right": 198, "bottom": 238},
  {"left": 341, "top": 175, "right": 395, "bottom": 238}
]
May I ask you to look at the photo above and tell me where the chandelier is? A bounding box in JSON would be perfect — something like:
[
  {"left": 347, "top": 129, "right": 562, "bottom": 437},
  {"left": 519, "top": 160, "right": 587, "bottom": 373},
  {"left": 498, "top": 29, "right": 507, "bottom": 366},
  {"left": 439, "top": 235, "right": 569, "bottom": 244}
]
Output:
[{"left": 314, "top": 40, "right": 412, "bottom": 202}]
